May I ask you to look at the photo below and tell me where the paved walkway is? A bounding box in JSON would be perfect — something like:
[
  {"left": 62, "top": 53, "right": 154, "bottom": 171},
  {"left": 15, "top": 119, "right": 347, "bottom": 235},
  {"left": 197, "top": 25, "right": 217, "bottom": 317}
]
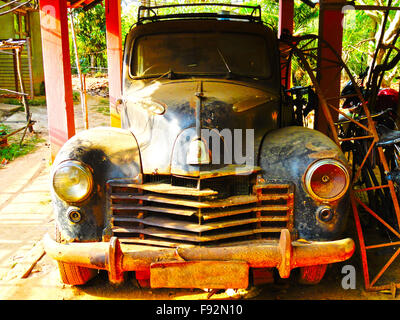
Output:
[
  {"left": 0, "top": 97, "right": 110, "bottom": 299},
  {"left": 0, "top": 146, "right": 54, "bottom": 280}
]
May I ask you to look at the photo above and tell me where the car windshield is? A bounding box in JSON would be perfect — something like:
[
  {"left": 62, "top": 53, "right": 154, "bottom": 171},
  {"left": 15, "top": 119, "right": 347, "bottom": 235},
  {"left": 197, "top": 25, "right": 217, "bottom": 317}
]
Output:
[{"left": 131, "top": 32, "right": 270, "bottom": 78}]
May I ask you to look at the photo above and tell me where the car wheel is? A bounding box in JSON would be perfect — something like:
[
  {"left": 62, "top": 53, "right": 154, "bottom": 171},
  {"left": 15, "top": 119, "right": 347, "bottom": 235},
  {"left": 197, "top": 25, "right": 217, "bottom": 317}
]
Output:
[
  {"left": 55, "top": 226, "right": 97, "bottom": 285},
  {"left": 297, "top": 264, "right": 328, "bottom": 285}
]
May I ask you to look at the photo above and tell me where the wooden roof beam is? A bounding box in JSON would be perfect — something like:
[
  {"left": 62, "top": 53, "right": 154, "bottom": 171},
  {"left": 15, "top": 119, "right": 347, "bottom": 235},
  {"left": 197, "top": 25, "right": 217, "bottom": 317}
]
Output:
[{"left": 68, "top": 0, "right": 88, "bottom": 8}]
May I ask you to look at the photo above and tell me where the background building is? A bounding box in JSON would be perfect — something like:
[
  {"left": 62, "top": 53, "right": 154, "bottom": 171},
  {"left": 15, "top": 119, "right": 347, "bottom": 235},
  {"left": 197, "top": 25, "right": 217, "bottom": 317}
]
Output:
[{"left": 0, "top": 1, "right": 44, "bottom": 98}]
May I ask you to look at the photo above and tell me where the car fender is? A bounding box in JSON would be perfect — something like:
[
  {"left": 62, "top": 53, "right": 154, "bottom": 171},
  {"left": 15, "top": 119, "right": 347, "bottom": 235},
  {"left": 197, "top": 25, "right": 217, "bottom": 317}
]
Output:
[
  {"left": 258, "top": 126, "right": 350, "bottom": 241},
  {"left": 51, "top": 127, "right": 141, "bottom": 242}
]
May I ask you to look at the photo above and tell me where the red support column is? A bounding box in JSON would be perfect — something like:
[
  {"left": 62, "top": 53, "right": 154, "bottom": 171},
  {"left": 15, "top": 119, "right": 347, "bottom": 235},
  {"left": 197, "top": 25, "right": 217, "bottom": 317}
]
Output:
[
  {"left": 278, "top": 0, "right": 294, "bottom": 38},
  {"left": 317, "top": 0, "right": 344, "bottom": 135},
  {"left": 278, "top": 0, "right": 294, "bottom": 89},
  {"left": 39, "top": 0, "right": 75, "bottom": 160},
  {"left": 105, "top": 0, "right": 123, "bottom": 128}
]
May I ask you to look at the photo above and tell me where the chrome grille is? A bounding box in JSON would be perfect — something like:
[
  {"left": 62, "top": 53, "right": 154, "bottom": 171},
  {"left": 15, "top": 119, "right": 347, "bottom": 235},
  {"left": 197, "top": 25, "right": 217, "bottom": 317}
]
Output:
[{"left": 107, "top": 175, "right": 294, "bottom": 247}]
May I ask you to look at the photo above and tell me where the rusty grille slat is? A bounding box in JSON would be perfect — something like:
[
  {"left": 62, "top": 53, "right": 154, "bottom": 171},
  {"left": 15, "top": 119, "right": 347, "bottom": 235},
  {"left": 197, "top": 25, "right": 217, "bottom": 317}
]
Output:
[
  {"left": 110, "top": 193, "right": 258, "bottom": 208},
  {"left": 258, "top": 194, "right": 289, "bottom": 201},
  {"left": 112, "top": 226, "right": 285, "bottom": 243},
  {"left": 108, "top": 176, "right": 294, "bottom": 246},
  {"left": 111, "top": 204, "right": 197, "bottom": 217},
  {"left": 201, "top": 205, "right": 290, "bottom": 220},
  {"left": 110, "top": 182, "right": 218, "bottom": 197},
  {"left": 112, "top": 215, "right": 289, "bottom": 233},
  {"left": 118, "top": 238, "right": 195, "bottom": 248}
]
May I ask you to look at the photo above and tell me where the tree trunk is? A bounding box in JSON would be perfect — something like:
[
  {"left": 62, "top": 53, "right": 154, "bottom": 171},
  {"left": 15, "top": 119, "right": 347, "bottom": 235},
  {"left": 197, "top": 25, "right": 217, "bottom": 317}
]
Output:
[{"left": 90, "top": 54, "right": 96, "bottom": 69}]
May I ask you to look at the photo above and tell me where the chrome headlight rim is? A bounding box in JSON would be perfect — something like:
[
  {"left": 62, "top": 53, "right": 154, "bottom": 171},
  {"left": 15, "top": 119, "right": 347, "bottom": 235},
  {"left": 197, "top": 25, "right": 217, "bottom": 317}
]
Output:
[
  {"left": 52, "top": 160, "right": 94, "bottom": 203},
  {"left": 304, "top": 159, "right": 350, "bottom": 202}
]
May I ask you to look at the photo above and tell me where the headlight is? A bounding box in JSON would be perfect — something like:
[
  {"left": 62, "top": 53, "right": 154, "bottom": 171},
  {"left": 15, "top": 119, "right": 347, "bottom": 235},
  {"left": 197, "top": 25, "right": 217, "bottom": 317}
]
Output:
[
  {"left": 304, "top": 159, "right": 349, "bottom": 202},
  {"left": 52, "top": 160, "right": 93, "bottom": 203}
]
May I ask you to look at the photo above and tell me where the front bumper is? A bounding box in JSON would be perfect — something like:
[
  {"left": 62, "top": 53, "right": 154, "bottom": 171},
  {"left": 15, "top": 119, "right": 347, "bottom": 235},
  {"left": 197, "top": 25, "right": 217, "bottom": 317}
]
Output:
[{"left": 43, "top": 229, "right": 355, "bottom": 288}]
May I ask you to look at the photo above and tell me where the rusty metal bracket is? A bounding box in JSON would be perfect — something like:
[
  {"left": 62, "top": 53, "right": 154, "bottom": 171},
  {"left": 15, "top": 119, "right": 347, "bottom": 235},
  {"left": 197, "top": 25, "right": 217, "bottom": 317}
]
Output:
[
  {"left": 107, "top": 237, "right": 123, "bottom": 284},
  {"left": 278, "top": 228, "right": 292, "bottom": 278}
]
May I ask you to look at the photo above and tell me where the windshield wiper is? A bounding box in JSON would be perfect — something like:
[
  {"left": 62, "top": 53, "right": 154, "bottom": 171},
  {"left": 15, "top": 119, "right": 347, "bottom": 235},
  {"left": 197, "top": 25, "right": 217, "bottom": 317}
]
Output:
[
  {"left": 217, "top": 48, "right": 233, "bottom": 79},
  {"left": 150, "top": 69, "right": 178, "bottom": 82},
  {"left": 216, "top": 48, "right": 260, "bottom": 81},
  {"left": 166, "top": 69, "right": 176, "bottom": 79}
]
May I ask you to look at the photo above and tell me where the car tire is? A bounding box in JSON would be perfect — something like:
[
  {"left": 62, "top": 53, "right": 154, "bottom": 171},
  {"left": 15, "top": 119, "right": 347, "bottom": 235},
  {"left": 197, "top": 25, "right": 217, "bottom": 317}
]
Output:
[
  {"left": 55, "top": 226, "right": 97, "bottom": 285},
  {"left": 297, "top": 264, "right": 328, "bottom": 285}
]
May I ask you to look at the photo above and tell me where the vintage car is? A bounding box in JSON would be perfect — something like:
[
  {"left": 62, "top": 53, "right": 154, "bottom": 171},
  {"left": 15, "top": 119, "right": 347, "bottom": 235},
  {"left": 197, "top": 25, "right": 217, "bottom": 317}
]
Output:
[{"left": 44, "top": 4, "right": 355, "bottom": 288}]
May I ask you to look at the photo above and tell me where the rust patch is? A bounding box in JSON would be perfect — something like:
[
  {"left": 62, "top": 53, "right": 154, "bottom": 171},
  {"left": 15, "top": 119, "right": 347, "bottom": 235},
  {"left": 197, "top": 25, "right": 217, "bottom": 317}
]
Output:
[
  {"left": 308, "top": 149, "right": 340, "bottom": 159},
  {"left": 150, "top": 260, "right": 249, "bottom": 289},
  {"left": 306, "top": 142, "right": 340, "bottom": 159},
  {"left": 89, "top": 253, "right": 106, "bottom": 269},
  {"left": 305, "top": 142, "right": 321, "bottom": 152}
]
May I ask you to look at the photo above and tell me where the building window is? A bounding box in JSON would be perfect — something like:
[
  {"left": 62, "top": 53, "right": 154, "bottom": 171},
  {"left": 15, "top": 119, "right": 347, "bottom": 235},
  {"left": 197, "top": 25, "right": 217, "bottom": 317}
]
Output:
[{"left": 13, "top": 12, "right": 29, "bottom": 39}]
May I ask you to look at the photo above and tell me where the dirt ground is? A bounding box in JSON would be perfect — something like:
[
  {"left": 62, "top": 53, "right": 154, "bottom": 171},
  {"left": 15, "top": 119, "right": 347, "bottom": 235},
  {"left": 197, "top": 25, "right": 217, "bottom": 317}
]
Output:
[{"left": 1, "top": 90, "right": 400, "bottom": 302}]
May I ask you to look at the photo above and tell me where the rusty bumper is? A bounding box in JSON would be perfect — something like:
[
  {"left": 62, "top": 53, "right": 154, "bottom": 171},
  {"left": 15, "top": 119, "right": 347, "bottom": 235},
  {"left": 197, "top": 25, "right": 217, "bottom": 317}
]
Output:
[{"left": 43, "top": 229, "right": 355, "bottom": 288}]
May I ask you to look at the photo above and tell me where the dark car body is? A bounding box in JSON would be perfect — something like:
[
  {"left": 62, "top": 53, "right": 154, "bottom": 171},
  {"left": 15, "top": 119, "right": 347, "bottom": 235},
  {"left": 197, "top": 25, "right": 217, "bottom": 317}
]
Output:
[{"left": 44, "top": 5, "right": 355, "bottom": 288}]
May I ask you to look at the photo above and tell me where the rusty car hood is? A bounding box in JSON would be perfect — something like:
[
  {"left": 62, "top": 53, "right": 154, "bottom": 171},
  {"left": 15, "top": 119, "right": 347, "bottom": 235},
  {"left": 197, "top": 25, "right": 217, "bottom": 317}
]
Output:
[{"left": 122, "top": 79, "right": 280, "bottom": 176}]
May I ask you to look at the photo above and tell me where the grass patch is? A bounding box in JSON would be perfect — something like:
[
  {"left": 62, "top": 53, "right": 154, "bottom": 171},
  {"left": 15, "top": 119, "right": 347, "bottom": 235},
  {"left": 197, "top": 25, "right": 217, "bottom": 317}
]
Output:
[
  {"left": 73, "top": 91, "right": 80, "bottom": 102},
  {"left": 93, "top": 72, "right": 107, "bottom": 78},
  {"left": 0, "top": 96, "right": 47, "bottom": 106},
  {"left": 99, "top": 98, "right": 109, "bottom": 105},
  {"left": 95, "top": 105, "right": 110, "bottom": 116},
  {"left": 94, "top": 98, "right": 110, "bottom": 116},
  {"left": 0, "top": 124, "right": 45, "bottom": 161}
]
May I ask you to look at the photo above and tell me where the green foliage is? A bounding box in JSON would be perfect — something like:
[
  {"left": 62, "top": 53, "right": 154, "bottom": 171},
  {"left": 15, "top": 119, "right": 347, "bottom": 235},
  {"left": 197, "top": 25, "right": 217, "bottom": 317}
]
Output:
[
  {"left": 0, "top": 124, "right": 45, "bottom": 161},
  {"left": 342, "top": 10, "right": 375, "bottom": 79},
  {"left": 69, "top": 4, "right": 107, "bottom": 73},
  {"left": 293, "top": 0, "right": 318, "bottom": 36},
  {"left": 0, "top": 123, "right": 9, "bottom": 133},
  {"left": 121, "top": 1, "right": 140, "bottom": 40},
  {"left": 95, "top": 105, "right": 111, "bottom": 116},
  {"left": 73, "top": 91, "right": 81, "bottom": 102},
  {"left": 98, "top": 97, "right": 109, "bottom": 105},
  {"left": 341, "top": 6, "right": 400, "bottom": 86}
]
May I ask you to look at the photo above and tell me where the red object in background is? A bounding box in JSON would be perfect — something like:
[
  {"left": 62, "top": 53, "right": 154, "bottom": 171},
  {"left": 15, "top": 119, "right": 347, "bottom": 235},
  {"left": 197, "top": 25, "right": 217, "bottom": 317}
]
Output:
[
  {"left": 39, "top": 0, "right": 124, "bottom": 160},
  {"left": 316, "top": 5, "right": 344, "bottom": 135},
  {"left": 278, "top": 0, "right": 293, "bottom": 38},
  {"left": 0, "top": 138, "right": 7, "bottom": 148},
  {"left": 39, "top": 0, "right": 76, "bottom": 161},
  {"left": 376, "top": 88, "right": 399, "bottom": 113},
  {"left": 278, "top": 0, "right": 294, "bottom": 90}
]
